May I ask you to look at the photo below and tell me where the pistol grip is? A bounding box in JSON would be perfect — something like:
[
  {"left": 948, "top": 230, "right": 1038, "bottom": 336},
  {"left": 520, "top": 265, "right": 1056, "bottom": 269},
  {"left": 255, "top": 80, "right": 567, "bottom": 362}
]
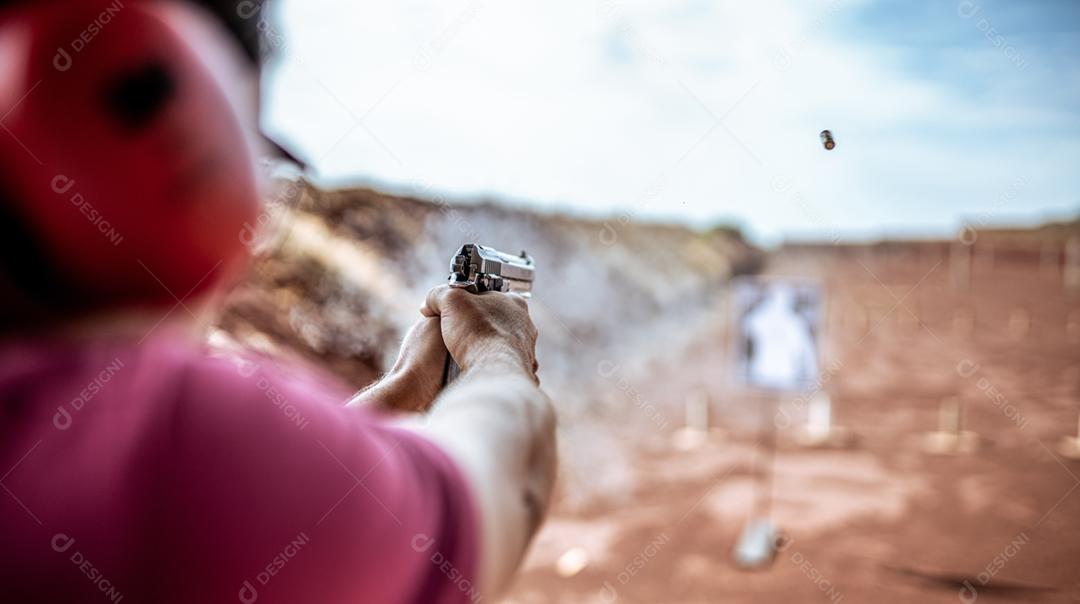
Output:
[{"left": 442, "top": 350, "right": 461, "bottom": 386}]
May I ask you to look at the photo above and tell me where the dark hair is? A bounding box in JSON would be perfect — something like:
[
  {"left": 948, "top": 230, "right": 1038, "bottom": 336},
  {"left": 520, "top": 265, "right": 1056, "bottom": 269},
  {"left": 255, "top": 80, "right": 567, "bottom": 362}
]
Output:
[
  {"left": 194, "top": 0, "right": 271, "bottom": 66},
  {"left": 0, "top": 1, "right": 271, "bottom": 65}
]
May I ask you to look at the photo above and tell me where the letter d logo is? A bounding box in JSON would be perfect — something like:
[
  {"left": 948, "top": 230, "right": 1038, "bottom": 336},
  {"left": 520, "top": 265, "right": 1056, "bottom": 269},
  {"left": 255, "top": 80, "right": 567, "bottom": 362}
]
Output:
[
  {"left": 774, "top": 408, "right": 792, "bottom": 429},
  {"left": 958, "top": 580, "right": 978, "bottom": 603},
  {"left": 957, "top": 1, "right": 980, "bottom": 18},
  {"left": 236, "top": 0, "right": 259, "bottom": 19},
  {"left": 53, "top": 406, "right": 73, "bottom": 430},
  {"left": 599, "top": 581, "right": 618, "bottom": 603},
  {"left": 956, "top": 359, "right": 980, "bottom": 378},
  {"left": 598, "top": 222, "right": 619, "bottom": 246},
  {"left": 53, "top": 48, "right": 72, "bottom": 72},
  {"left": 238, "top": 580, "right": 258, "bottom": 603},
  {"left": 239, "top": 222, "right": 259, "bottom": 247},
  {"left": 411, "top": 533, "right": 435, "bottom": 553},
  {"left": 597, "top": 360, "right": 620, "bottom": 378},
  {"left": 51, "top": 533, "right": 75, "bottom": 553},
  {"left": 236, "top": 359, "right": 259, "bottom": 378},
  {"left": 51, "top": 174, "right": 75, "bottom": 194}
]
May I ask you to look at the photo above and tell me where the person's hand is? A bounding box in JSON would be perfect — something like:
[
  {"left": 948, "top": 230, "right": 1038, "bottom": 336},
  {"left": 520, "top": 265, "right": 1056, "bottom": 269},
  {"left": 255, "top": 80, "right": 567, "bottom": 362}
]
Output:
[
  {"left": 422, "top": 285, "right": 539, "bottom": 383},
  {"left": 349, "top": 317, "right": 447, "bottom": 412}
]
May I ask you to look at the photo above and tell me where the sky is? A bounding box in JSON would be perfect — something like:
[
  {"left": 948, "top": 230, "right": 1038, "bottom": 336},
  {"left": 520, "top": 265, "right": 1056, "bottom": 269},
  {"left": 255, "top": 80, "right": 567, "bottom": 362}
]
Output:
[{"left": 261, "top": 0, "right": 1080, "bottom": 244}]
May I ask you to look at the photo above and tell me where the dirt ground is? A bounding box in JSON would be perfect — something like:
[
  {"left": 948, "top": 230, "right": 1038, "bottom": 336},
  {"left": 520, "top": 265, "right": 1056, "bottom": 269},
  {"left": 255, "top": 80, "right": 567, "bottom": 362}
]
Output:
[{"left": 505, "top": 242, "right": 1080, "bottom": 603}]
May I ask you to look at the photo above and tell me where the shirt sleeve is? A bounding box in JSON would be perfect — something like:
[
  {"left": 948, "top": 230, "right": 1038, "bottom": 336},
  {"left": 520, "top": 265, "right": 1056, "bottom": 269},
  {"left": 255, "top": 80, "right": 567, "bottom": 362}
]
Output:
[{"left": 135, "top": 352, "right": 481, "bottom": 604}]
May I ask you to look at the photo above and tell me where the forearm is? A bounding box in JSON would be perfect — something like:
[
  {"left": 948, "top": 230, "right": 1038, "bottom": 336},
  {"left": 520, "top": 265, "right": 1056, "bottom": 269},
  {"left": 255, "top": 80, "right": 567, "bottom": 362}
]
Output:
[
  {"left": 417, "top": 366, "right": 557, "bottom": 599},
  {"left": 346, "top": 367, "right": 432, "bottom": 411},
  {"left": 346, "top": 317, "right": 446, "bottom": 412}
]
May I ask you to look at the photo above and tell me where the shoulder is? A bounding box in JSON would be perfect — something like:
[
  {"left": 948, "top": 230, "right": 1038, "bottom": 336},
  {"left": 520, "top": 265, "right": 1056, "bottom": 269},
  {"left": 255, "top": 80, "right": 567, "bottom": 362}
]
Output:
[{"left": 143, "top": 343, "right": 482, "bottom": 602}]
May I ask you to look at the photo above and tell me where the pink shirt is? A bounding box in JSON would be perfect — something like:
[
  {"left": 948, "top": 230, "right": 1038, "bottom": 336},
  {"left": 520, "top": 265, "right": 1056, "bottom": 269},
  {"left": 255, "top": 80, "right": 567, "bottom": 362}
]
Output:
[{"left": 0, "top": 332, "right": 480, "bottom": 603}]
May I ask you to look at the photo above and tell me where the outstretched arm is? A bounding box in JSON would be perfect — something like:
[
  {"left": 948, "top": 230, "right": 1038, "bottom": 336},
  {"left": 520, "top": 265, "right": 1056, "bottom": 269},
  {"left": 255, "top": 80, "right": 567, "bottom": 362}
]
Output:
[
  {"left": 421, "top": 358, "right": 556, "bottom": 597},
  {"left": 419, "top": 285, "right": 556, "bottom": 598},
  {"left": 356, "top": 286, "right": 556, "bottom": 598}
]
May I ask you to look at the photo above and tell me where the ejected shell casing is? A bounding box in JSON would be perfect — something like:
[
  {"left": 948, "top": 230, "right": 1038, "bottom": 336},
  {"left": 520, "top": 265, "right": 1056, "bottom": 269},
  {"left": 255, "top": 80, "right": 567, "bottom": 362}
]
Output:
[{"left": 820, "top": 130, "right": 835, "bottom": 150}]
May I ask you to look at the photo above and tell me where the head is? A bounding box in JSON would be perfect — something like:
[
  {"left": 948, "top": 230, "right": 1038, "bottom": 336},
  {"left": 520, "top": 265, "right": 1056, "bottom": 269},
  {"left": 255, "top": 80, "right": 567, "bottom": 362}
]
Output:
[{"left": 0, "top": 0, "right": 276, "bottom": 334}]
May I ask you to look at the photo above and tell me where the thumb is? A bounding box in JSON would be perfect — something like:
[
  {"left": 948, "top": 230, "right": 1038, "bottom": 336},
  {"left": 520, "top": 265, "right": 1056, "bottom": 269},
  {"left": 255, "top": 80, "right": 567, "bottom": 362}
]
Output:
[{"left": 421, "top": 284, "right": 464, "bottom": 318}]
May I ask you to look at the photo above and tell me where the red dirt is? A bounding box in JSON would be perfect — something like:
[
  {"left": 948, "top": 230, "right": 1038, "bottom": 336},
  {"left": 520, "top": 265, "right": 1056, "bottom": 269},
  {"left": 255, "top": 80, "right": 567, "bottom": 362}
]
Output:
[{"left": 505, "top": 243, "right": 1080, "bottom": 603}]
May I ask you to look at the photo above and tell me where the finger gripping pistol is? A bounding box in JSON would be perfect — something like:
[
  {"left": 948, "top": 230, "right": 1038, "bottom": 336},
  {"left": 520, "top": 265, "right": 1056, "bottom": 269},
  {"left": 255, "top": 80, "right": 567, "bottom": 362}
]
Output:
[{"left": 442, "top": 244, "right": 535, "bottom": 385}]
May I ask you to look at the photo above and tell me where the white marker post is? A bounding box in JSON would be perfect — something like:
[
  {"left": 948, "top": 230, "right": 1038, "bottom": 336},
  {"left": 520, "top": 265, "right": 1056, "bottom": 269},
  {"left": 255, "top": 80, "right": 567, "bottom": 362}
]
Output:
[
  {"left": 951, "top": 242, "right": 971, "bottom": 291},
  {"left": 687, "top": 389, "right": 710, "bottom": 433},
  {"left": 941, "top": 396, "right": 962, "bottom": 436},
  {"left": 673, "top": 389, "right": 712, "bottom": 450},
  {"left": 923, "top": 396, "right": 980, "bottom": 454},
  {"left": 796, "top": 391, "right": 855, "bottom": 449},
  {"left": 807, "top": 391, "right": 832, "bottom": 440},
  {"left": 1059, "top": 411, "right": 1080, "bottom": 460}
]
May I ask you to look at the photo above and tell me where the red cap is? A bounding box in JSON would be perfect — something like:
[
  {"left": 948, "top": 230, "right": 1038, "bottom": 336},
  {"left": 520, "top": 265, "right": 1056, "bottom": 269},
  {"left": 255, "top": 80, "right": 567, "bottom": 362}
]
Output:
[{"left": 0, "top": 0, "right": 261, "bottom": 315}]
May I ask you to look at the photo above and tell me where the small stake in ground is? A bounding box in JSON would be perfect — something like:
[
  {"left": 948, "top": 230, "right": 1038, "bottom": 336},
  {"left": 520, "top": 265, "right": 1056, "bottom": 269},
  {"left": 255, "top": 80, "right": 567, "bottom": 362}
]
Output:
[
  {"left": 922, "top": 396, "right": 980, "bottom": 454},
  {"left": 1058, "top": 412, "right": 1080, "bottom": 460},
  {"left": 673, "top": 389, "right": 716, "bottom": 450},
  {"left": 795, "top": 392, "right": 856, "bottom": 449},
  {"left": 554, "top": 547, "right": 589, "bottom": 578}
]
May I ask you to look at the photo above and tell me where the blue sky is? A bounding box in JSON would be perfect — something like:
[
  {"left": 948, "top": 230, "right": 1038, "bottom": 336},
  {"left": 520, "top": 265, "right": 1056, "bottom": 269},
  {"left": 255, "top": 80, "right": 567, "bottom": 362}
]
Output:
[{"left": 262, "top": 0, "right": 1080, "bottom": 244}]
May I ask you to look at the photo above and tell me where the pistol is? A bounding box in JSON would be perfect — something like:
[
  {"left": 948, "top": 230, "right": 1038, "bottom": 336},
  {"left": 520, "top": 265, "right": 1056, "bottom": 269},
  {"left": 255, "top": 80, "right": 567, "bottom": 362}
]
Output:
[{"left": 442, "top": 244, "right": 535, "bottom": 385}]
